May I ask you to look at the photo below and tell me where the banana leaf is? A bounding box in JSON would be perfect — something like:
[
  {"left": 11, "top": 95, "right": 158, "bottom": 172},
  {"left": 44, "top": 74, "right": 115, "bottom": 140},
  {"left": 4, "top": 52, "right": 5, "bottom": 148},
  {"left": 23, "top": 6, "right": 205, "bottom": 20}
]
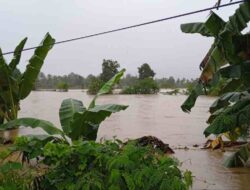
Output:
[
  {"left": 205, "top": 12, "right": 226, "bottom": 36},
  {"left": 180, "top": 12, "right": 225, "bottom": 37},
  {"left": 204, "top": 98, "right": 250, "bottom": 137},
  {"left": 220, "top": 65, "right": 241, "bottom": 79},
  {"left": 181, "top": 1, "right": 250, "bottom": 112},
  {"left": 69, "top": 104, "right": 128, "bottom": 140},
  {"left": 0, "top": 48, "right": 15, "bottom": 121},
  {"left": 19, "top": 33, "right": 55, "bottom": 100},
  {"left": 223, "top": 1, "right": 250, "bottom": 34},
  {"left": 89, "top": 69, "right": 125, "bottom": 108},
  {"left": 0, "top": 48, "right": 10, "bottom": 90},
  {"left": 209, "top": 91, "right": 248, "bottom": 114},
  {"left": 180, "top": 23, "right": 212, "bottom": 37},
  {"left": 181, "top": 83, "right": 203, "bottom": 112},
  {"left": 0, "top": 118, "right": 63, "bottom": 136},
  {"left": 9, "top": 38, "right": 27, "bottom": 71},
  {"left": 220, "top": 79, "right": 242, "bottom": 94},
  {"left": 59, "top": 98, "right": 86, "bottom": 135},
  {"left": 223, "top": 143, "right": 250, "bottom": 167}
]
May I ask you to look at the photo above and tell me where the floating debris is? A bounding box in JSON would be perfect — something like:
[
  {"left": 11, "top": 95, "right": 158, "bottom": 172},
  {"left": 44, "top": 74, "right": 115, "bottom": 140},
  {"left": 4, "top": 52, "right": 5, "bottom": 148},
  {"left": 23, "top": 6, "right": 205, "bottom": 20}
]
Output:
[{"left": 134, "top": 136, "right": 175, "bottom": 154}]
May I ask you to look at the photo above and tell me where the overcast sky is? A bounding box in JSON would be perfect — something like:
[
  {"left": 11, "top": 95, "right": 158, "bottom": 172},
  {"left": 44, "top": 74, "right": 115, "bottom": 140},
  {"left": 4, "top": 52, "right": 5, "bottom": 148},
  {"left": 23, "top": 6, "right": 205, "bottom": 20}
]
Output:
[{"left": 0, "top": 0, "right": 241, "bottom": 78}]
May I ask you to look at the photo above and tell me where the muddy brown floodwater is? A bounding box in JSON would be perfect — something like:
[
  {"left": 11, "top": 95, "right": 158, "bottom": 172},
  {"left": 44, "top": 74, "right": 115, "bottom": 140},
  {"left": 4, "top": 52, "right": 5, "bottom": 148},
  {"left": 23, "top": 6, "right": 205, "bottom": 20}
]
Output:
[{"left": 18, "top": 90, "right": 250, "bottom": 190}]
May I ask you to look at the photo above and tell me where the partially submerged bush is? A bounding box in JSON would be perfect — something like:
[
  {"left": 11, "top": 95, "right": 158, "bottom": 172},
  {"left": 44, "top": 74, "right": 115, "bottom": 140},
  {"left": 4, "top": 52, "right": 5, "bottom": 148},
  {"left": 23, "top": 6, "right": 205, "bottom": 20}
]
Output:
[
  {"left": 56, "top": 81, "right": 69, "bottom": 91},
  {"left": 121, "top": 78, "right": 159, "bottom": 94},
  {"left": 87, "top": 76, "right": 104, "bottom": 95}
]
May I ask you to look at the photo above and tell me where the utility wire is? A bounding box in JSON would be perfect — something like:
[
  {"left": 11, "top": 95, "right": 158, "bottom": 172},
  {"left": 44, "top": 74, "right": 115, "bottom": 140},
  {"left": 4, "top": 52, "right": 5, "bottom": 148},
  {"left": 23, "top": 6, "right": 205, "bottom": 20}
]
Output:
[{"left": 1, "top": 0, "right": 245, "bottom": 56}]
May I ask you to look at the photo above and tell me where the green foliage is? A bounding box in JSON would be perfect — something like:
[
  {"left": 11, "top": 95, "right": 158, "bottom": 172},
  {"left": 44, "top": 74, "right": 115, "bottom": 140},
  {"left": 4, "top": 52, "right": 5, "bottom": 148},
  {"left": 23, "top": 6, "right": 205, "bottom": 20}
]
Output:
[
  {"left": 0, "top": 33, "right": 55, "bottom": 125},
  {"left": 180, "top": 1, "right": 250, "bottom": 167},
  {"left": 100, "top": 59, "right": 120, "bottom": 82},
  {"left": 223, "top": 143, "right": 250, "bottom": 167},
  {"left": 0, "top": 118, "right": 64, "bottom": 136},
  {"left": 181, "top": 2, "right": 250, "bottom": 137},
  {"left": 69, "top": 104, "right": 128, "bottom": 141},
  {"left": 207, "top": 78, "right": 227, "bottom": 96},
  {"left": 138, "top": 63, "right": 155, "bottom": 80},
  {"left": 59, "top": 99, "right": 85, "bottom": 135},
  {"left": 0, "top": 161, "right": 33, "bottom": 190},
  {"left": 119, "top": 74, "right": 138, "bottom": 88},
  {"left": 181, "top": 22, "right": 212, "bottom": 37},
  {"left": 122, "top": 78, "right": 159, "bottom": 94},
  {"left": 156, "top": 77, "right": 197, "bottom": 89},
  {"left": 87, "top": 76, "right": 104, "bottom": 95},
  {"left": 56, "top": 81, "right": 69, "bottom": 91},
  {"left": 181, "top": 2, "right": 250, "bottom": 112},
  {"left": 121, "top": 64, "right": 158, "bottom": 95},
  {"left": 19, "top": 34, "right": 55, "bottom": 99},
  {"left": 89, "top": 69, "right": 125, "bottom": 108},
  {"left": 204, "top": 93, "right": 250, "bottom": 139},
  {"left": 39, "top": 141, "right": 192, "bottom": 190},
  {"left": 13, "top": 135, "right": 62, "bottom": 161},
  {"left": 36, "top": 72, "right": 86, "bottom": 89},
  {"left": 36, "top": 72, "right": 197, "bottom": 92},
  {"left": 88, "top": 59, "right": 121, "bottom": 95},
  {"left": 0, "top": 70, "right": 128, "bottom": 142}
]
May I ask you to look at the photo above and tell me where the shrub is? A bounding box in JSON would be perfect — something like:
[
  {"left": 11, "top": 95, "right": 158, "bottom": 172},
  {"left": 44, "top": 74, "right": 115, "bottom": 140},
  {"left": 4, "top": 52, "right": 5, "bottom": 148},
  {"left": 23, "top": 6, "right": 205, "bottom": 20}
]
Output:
[
  {"left": 0, "top": 161, "right": 35, "bottom": 190},
  {"left": 121, "top": 78, "right": 159, "bottom": 94},
  {"left": 87, "top": 77, "right": 104, "bottom": 95},
  {"left": 40, "top": 141, "right": 192, "bottom": 190},
  {"left": 56, "top": 81, "right": 69, "bottom": 91}
]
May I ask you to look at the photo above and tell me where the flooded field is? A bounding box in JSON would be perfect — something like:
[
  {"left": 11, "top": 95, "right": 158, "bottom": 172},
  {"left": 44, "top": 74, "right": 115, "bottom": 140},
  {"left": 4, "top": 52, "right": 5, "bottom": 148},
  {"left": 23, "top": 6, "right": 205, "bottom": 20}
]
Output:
[{"left": 18, "top": 90, "right": 250, "bottom": 190}]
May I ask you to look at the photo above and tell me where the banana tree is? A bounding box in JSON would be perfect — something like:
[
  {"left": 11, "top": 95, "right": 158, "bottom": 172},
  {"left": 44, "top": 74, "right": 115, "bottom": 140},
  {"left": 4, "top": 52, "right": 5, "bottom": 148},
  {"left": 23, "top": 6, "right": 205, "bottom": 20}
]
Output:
[
  {"left": 0, "top": 70, "right": 128, "bottom": 148},
  {"left": 180, "top": 1, "right": 250, "bottom": 167},
  {"left": 0, "top": 33, "right": 55, "bottom": 125},
  {"left": 181, "top": 2, "right": 250, "bottom": 112},
  {"left": 181, "top": 1, "right": 250, "bottom": 128}
]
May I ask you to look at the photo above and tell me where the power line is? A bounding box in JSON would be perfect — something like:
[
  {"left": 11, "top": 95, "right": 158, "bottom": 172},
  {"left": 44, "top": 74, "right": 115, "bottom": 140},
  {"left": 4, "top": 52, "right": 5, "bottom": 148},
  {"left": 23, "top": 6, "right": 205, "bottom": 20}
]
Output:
[{"left": 1, "top": 0, "right": 245, "bottom": 56}]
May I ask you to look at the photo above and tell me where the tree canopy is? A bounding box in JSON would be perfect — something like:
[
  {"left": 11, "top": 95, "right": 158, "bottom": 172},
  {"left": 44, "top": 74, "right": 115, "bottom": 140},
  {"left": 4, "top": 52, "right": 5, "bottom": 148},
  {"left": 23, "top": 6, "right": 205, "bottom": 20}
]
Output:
[
  {"left": 138, "top": 63, "right": 155, "bottom": 80},
  {"left": 100, "top": 59, "right": 120, "bottom": 82}
]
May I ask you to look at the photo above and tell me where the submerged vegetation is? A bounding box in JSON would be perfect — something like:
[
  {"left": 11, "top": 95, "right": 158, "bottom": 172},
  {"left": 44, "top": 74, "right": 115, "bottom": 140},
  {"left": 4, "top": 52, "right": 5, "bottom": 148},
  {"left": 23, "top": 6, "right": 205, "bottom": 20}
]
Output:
[
  {"left": 121, "top": 78, "right": 159, "bottom": 94},
  {"left": 121, "top": 63, "right": 159, "bottom": 94},
  {"left": 181, "top": 1, "right": 250, "bottom": 167},
  {"left": 56, "top": 81, "right": 69, "bottom": 92},
  {"left": 88, "top": 59, "right": 120, "bottom": 95}
]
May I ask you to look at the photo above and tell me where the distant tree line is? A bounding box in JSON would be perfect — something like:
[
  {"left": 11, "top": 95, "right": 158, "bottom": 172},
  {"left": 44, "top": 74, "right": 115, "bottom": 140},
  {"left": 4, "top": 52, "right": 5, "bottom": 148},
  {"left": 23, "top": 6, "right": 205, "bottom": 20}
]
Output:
[
  {"left": 156, "top": 77, "right": 198, "bottom": 89},
  {"left": 35, "top": 61, "right": 198, "bottom": 92},
  {"left": 35, "top": 72, "right": 86, "bottom": 89}
]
